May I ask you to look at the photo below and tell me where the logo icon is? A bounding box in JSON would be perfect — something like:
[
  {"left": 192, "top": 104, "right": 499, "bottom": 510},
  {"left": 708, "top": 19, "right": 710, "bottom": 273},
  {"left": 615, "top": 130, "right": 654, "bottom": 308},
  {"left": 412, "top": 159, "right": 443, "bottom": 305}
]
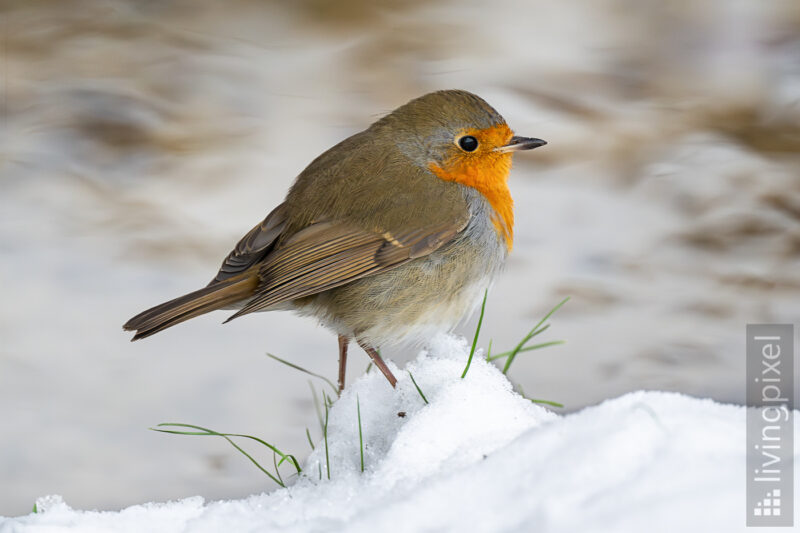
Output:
[{"left": 753, "top": 489, "right": 781, "bottom": 517}]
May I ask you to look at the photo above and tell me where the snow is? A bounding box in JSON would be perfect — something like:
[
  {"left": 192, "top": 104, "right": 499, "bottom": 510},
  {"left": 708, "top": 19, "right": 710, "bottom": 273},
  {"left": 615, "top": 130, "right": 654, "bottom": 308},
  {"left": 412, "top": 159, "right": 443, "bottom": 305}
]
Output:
[{"left": 1, "top": 335, "right": 792, "bottom": 532}]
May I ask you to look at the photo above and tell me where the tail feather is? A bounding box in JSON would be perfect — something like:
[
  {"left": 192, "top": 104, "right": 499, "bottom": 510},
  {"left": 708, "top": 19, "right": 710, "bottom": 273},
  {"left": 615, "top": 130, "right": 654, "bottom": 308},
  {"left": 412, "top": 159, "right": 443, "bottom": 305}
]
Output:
[{"left": 123, "top": 275, "right": 259, "bottom": 340}]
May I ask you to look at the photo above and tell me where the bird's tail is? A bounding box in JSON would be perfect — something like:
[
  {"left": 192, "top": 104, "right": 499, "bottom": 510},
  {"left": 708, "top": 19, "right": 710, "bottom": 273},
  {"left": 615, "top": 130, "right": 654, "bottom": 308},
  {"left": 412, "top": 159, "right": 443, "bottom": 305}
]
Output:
[{"left": 123, "top": 274, "right": 259, "bottom": 341}]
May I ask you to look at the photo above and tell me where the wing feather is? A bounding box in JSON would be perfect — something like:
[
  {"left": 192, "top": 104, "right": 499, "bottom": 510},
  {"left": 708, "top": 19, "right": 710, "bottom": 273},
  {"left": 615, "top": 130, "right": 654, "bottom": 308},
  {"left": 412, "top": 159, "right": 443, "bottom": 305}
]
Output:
[
  {"left": 225, "top": 218, "right": 468, "bottom": 321},
  {"left": 208, "top": 203, "right": 288, "bottom": 285}
]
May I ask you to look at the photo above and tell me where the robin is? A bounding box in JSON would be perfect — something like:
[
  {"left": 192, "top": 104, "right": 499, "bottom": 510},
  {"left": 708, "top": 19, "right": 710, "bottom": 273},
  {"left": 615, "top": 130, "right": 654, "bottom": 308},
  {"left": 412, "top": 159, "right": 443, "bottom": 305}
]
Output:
[{"left": 124, "top": 90, "right": 546, "bottom": 391}]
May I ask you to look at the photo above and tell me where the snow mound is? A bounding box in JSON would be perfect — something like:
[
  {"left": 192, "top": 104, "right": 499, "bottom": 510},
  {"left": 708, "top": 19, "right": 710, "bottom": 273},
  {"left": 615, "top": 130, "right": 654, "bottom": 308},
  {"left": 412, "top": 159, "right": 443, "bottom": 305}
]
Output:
[{"left": 2, "top": 335, "right": 787, "bottom": 532}]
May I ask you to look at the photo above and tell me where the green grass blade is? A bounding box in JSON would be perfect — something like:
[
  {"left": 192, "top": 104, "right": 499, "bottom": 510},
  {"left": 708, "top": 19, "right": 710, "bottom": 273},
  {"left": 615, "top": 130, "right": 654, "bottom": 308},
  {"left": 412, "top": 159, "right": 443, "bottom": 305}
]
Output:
[
  {"left": 272, "top": 450, "right": 284, "bottom": 486},
  {"left": 357, "top": 394, "right": 364, "bottom": 472},
  {"left": 502, "top": 297, "right": 569, "bottom": 374},
  {"left": 152, "top": 424, "right": 285, "bottom": 486},
  {"left": 528, "top": 398, "right": 564, "bottom": 408},
  {"left": 487, "top": 340, "right": 565, "bottom": 361},
  {"left": 309, "top": 381, "right": 324, "bottom": 433},
  {"left": 515, "top": 384, "right": 564, "bottom": 409},
  {"left": 323, "top": 391, "right": 331, "bottom": 480},
  {"left": 153, "top": 423, "right": 301, "bottom": 474},
  {"left": 305, "top": 427, "right": 315, "bottom": 451},
  {"left": 408, "top": 371, "right": 429, "bottom": 404},
  {"left": 267, "top": 352, "right": 338, "bottom": 396},
  {"left": 461, "top": 289, "right": 488, "bottom": 378}
]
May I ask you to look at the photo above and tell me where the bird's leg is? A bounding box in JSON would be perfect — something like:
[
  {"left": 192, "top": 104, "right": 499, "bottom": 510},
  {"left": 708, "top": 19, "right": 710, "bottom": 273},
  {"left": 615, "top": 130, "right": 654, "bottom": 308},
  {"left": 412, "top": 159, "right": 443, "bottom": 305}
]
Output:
[
  {"left": 357, "top": 341, "right": 397, "bottom": 388},
  {"left": 337, "top": 335, "right": 349, "bottom": 393}
]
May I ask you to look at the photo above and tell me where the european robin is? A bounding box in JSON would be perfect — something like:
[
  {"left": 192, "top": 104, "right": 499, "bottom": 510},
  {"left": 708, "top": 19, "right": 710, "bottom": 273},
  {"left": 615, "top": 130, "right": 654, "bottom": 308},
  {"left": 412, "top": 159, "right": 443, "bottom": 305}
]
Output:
[{"left": 124, "top": 90, "right": 546, "bottom": 390}]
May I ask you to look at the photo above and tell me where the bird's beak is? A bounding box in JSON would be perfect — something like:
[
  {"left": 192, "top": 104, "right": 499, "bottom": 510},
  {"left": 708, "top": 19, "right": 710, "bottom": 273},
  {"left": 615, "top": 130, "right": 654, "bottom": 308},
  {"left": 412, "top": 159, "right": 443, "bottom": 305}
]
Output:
[{"left": 494, "top": 136, "right": 547, "bottom": 153}]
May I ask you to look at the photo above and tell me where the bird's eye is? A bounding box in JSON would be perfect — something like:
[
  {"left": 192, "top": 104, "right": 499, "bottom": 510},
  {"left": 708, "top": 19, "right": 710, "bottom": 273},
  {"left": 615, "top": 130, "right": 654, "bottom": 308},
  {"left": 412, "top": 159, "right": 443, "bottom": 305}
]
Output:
[{"left": 458, "top": 135, "right": 479, "bottom": 152}]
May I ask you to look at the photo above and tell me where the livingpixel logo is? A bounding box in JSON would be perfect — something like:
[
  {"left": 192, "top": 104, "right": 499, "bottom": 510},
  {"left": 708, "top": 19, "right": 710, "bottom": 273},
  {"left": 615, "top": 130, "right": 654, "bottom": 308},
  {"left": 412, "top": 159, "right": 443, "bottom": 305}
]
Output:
[
  {"left": 752, "top": 489, "right": 782, "bottom": 518},
  {"left": 746, "top": 324, "right": 794, "bottom": 527}
]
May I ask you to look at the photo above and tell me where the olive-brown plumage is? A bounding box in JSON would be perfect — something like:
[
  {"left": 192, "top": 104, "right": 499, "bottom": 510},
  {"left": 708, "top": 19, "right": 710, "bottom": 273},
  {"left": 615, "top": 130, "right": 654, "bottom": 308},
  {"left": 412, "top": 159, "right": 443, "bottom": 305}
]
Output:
[{"left": 123, "top": 90, "right": 546, "bottom": 389}]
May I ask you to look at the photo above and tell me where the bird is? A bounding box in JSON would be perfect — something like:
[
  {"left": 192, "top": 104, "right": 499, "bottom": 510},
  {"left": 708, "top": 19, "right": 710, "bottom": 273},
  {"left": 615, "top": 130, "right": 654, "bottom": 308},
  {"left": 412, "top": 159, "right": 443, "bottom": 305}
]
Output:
[{"left": 123, "top": 89, "right": 546, "bottom": 391}]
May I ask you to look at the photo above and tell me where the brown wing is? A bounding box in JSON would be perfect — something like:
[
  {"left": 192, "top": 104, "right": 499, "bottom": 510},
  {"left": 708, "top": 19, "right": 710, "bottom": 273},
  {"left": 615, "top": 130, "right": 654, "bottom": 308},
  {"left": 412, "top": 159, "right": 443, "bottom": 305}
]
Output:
[
  {"left": 224, "top": 217, "right": 468, "bottom": 321},
  {"left": 208, "top": 203, "right": 288, "bottom": 286}
]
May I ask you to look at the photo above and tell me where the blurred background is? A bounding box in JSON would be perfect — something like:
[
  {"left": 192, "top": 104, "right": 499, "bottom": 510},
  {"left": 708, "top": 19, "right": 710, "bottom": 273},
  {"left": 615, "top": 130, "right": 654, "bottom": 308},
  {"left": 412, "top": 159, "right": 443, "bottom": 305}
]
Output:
[{"left": 1, "top": 0, "right": 799, "bottom": 516}]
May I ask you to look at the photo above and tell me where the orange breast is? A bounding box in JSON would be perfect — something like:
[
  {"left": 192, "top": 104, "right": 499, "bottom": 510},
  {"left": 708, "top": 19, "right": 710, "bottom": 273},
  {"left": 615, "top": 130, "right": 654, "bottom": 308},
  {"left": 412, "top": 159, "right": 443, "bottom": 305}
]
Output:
[{"left": 428, "top": 124, "right": 515, "bottom": 250}]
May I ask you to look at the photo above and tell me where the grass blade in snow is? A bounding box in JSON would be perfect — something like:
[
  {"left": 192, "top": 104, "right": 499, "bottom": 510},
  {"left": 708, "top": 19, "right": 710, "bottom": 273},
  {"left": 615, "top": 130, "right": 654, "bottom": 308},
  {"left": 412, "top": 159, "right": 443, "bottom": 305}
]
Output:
[
  {"left": 408, "top": 371, "right": 429, "bottom": 404},
  {"left": 151, "top": 423, "right": 301, "bottom": 487},
  {"left": 267, "top": 352, "right": 338, "bottom": 396},
  {"left": 502, "top": 297, "right": 569, "bottom": 374},
  {"left": 357, "top": 395, "right": 365, "bottom": 472},
  {"left": 461, "top": 289, "right": 487, "bottom": 378}
]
